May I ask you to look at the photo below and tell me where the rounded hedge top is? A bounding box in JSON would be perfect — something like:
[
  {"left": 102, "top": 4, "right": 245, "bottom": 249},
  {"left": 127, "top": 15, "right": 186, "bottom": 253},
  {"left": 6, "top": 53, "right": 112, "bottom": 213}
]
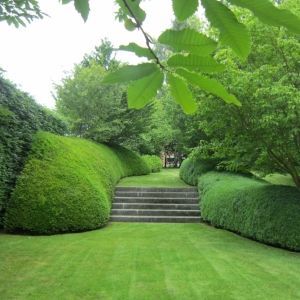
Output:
[
  {"left": 4, "top": 132, "right": 149, "bottom": 234},
  {"left": 199, "top": 172, "right": 300, "bottom": 251}
]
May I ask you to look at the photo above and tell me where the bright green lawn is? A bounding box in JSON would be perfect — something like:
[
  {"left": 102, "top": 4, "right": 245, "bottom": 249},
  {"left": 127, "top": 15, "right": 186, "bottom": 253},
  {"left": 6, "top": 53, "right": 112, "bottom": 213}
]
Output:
[
  {"left": 1, "top": 223, "right": 300, "bottom": 300},
  {"left": 118, "top": 168, "right": 190, "bottom": 187},
  {"left": 264, "top": 173, "right": 295, "bottom": 187}
]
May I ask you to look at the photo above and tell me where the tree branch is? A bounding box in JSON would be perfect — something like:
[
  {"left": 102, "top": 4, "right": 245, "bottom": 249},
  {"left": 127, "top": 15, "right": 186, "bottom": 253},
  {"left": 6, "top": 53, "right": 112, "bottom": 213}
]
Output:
[{"left": 122, "top": 0, "right": 165, "bottom": 70}]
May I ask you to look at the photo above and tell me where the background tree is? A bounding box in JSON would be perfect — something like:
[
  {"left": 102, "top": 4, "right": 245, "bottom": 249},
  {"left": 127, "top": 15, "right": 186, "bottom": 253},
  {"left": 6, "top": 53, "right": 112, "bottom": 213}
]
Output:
[
  {"left": 189, "top": 1, "right": 300, "bottom": 187},
  {"left": 55, "top": 41, "right": 153, "bottom": 152}
]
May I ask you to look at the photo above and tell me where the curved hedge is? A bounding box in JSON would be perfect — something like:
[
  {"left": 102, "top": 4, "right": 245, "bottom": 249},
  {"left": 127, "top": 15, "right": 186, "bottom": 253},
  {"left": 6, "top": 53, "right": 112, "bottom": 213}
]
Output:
[
  {"left": 142, "top": 155, "right": 162, "bottom": 173},
  {"left": 179, "top": 158, "right": 217, "bottom": 186},
  {"left": 199, "top": 172, "right": 300, "bottom": 251},
  {"left": 4, "top": 132, "right": 149, "bottom": 234},
  {"left": 0, "top": 76, "right": 67, "bottom": 227}
]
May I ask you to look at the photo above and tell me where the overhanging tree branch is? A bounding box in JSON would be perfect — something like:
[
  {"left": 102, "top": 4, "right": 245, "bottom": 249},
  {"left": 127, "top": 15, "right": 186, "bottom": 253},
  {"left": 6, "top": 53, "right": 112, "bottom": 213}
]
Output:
[{"left": 122, "top": 0, "right": 165, "bottom": 70}]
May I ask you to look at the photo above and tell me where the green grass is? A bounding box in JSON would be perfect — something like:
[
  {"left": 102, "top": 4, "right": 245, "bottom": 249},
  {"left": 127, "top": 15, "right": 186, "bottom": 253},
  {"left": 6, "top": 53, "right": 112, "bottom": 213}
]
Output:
[
  {"left": 117, "top": 168, "right": 190, "bottom": 187},
  {"left": 1, "top": 223, "right": 300, "bottom": 299},
  {"left": 264, "top": 173, "right": 295, "bottom": 186}
]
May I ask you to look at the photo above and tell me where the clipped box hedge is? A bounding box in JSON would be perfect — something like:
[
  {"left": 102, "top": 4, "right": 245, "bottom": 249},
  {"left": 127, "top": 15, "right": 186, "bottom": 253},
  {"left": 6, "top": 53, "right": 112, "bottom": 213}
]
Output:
[
  {"left": 4, "top": 132, "right": 149, "bottom": 234},
  {"left": 142, "top": 155, "right": 162, "bottom": 173},
  {"left": 179, "top": 157, "right": 217, "bottom": 185},
  {"left": 199, "top": 172, "right": 300, "bottom": 251},
  {"left": 180, "top": 158, "right": 300, "bottom": 251}
]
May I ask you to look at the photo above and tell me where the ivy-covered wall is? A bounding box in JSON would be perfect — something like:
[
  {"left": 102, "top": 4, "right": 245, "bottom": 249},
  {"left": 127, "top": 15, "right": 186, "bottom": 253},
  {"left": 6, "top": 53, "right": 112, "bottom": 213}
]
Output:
[{"left": 0, "top": 75, "right": 67, "bottom": 226}]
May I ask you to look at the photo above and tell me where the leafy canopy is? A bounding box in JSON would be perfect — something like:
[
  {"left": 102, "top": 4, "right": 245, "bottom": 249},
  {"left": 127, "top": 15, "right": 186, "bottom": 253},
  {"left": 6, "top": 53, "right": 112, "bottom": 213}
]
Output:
[{"left": 2, "top": 0, "right": 300, "bottom": 114}]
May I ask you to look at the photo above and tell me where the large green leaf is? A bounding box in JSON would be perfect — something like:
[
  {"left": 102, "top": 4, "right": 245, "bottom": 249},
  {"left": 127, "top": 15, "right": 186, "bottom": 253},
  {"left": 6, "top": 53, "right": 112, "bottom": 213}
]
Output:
[
  {"left": 176, "top": 68, "right": 241, "bottom": 106},
  {"left": 172, "top": 0, "right": 199, "bottom": 22},
  {"left": 128, "top": 69, "right": 164, "bottom": 109},
  {"left": 228, "top": 0, "right": 300, "bottom": 34},
  {"left": 119, "top": 43, "right": 154, "bottom": 60},
  {"left": 201, "top": 0, "right": 250, "bottom": 59},
  {"left": 74, "top": 0, "right": 90, "bottom": 22},
  {"left": 167, "top": 74, "right": 197, "bottom": 114},
  {"left": 158, "top": 28, "right": 217, "bottom": 56},
  {"left": 116, "top": 0, "right": 146, "bottom": 24},
  {"left": 167, "top": 54, "right": 225, "bottom": 73},
  {"left": 102, "top": 63, "right": 158, "bottom": 84}
]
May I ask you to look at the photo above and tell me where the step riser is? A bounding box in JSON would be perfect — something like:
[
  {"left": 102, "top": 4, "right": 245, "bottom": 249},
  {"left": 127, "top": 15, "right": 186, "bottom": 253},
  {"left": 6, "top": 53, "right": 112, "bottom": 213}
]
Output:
[
  {"left": 112, "top": 186, "right": 200, "bottom": 223},
  {"left": 111, "top": 209, "right": 200, "bottom": 217},
  {"left": 110, "top": 216, "right": 201, "bottom": 223},
  {"left": 112, "top": 203, "right": 200, "bottom": 210},
  {"left": 116, "top": 187, "right": 197, "bottom": 193},
  {"left": 114, "top": 198, "right": 199, "bottom": 204},
  {"left": 115, "top": 192, "right": 199, "bottom": 198}
]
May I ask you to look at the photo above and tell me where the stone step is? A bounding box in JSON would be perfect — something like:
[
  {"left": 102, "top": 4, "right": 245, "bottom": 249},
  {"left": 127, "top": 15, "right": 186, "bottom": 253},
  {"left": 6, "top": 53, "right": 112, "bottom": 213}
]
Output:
[
  {"left": 116, "top": 187, "right": 197, "bottom": 193},
  {"left": 112, "top": 203, "right": 200, "bottom": 210},
  {"left": 111, "top": 209, "right": 200, "bottom": 217},
  {"left": 110, "top": 215, "right": 201, "bottom": 223},
  {"left": 114, "top": 197, "right": 199, "bottom": 204},
  {"left": 115, "top": 191, "right": 199, "bottom": 198}
]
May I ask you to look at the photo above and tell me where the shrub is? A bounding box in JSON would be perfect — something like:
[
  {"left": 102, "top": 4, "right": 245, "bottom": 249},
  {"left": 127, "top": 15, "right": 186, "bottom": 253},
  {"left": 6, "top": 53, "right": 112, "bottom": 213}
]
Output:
[
  {"left": 199, "top": 172, "right": 300, "bottom": 251},
  {"left": 142, "top": 155, "right": 162, "bottom": 173},
  {"left": 4, "top": 132, "right": 149, "bottom": 234},
  {"left": 0, "top": 76, "right": 67, "bottom": 227},
  {"left": 179, "top": 158, "right": 217, "bottom": 186}
]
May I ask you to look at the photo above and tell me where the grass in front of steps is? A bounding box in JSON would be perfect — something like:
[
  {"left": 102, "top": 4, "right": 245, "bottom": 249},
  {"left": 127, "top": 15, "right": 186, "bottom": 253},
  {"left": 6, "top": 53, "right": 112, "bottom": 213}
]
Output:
[
  {"left": 117, "top": 168, "right": 190, "bottom": 188},
  {"left": 1, "top": 223, "right": 300, "bottom": 299}
]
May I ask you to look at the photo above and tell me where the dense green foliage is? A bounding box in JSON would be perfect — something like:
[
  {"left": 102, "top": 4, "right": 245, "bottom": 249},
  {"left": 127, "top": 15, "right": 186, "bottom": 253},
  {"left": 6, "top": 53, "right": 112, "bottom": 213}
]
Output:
[
  {"left": 4, "top": 1, "right": 300, "bottom": 113},
  {"left": 141, "top": 155, "right": 162, "bottom": 173},
  {"left": 199, "top": 172, "right": 300, "bottom": 251},
  {"left": 101, "top": 0, "right": 300, "bottom": 113},
  {"left": 4, "top": 132, "right": 149, "bottom": 234},
  {"left": 0, "top": 76, "right": 67, "bottom": 227},
  {"left": 185, "top": 1, "right": 300, "bottom": 187},
  {"left": 179, "top": 157, "right": 217, "bottom": 186}
]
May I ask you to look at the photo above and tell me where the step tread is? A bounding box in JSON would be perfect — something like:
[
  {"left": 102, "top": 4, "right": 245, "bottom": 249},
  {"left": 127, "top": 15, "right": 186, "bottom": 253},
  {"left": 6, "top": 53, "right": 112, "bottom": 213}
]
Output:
[
  {"left": 114, "top": 196, "right": 199, "bottom": 199},
  {"left": 116, "top": 187, "right": 197, "bottom": 191},
  {"left": 112, "top": 203, "right": 200, "bottom": 207},
  {"left": 112, "top": 209, "right": 200, "bottom": 212},
  {"left": 111, "top": 216, "right": 200, "bottom": 219},
  {"left": 110, "top": 215, "right": 201, "bottom": 223}
]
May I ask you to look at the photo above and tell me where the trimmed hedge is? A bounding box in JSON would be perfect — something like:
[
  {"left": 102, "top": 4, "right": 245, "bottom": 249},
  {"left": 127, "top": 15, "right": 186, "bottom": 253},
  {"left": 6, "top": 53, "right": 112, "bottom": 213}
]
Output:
[
  {"left": 142, "top": 155, "right": 162, "bottom": 173},
  {"left": 4, "top": 132, "right": 150, "bottom": 234},
  {"left": 179, "top": 158, "right": 217, "bottom": 185},
  {"left": 199, "top": 172, "right": 300, "bottom": 251},
  {"left": 0, "top": 76, "right": 67, "bottom": 227}
]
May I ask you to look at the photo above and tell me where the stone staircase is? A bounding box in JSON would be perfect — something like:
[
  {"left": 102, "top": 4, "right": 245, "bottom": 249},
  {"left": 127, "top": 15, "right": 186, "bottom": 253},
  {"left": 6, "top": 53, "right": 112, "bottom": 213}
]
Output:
[{"left": 110, "top": 187, "right": 201, "bottom": 223}]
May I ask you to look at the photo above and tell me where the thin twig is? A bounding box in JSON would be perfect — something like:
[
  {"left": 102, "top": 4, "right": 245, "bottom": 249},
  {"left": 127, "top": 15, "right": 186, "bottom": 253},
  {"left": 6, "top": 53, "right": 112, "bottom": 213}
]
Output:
[{"left": 122, "top": 0, "right": 165, "bottom": 70}]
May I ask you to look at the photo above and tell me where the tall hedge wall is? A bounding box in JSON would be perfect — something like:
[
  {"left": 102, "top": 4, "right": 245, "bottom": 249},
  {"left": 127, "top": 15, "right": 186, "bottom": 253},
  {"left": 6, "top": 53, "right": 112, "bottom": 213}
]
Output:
[
  {"left": 4, "top": 132, "right": 150, "bottom": 234},
  {"left": 0, "top": 76, "right": 67, "bottom": 226}
]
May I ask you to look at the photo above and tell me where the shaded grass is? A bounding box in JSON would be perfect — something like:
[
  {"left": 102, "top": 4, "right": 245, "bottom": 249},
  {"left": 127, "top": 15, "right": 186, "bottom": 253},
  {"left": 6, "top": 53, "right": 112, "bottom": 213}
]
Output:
[
  {"left": 117, "top": 168, "right": 190, "bottom": 187},
  {"left": 0, "top": 223, "right": 300, "bottom": 299}
]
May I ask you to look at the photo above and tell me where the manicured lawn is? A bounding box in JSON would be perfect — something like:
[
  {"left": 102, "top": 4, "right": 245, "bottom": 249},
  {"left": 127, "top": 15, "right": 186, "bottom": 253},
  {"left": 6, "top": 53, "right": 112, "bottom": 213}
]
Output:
[
  {"left": 264, "top": 173, "right": 295, "bottom": 187},
  {"left": 1, "top": 223, "right": 300, "bottom": 299},
  {"left": 118, "top": 168, "right": 190, "bottom": 187}
]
